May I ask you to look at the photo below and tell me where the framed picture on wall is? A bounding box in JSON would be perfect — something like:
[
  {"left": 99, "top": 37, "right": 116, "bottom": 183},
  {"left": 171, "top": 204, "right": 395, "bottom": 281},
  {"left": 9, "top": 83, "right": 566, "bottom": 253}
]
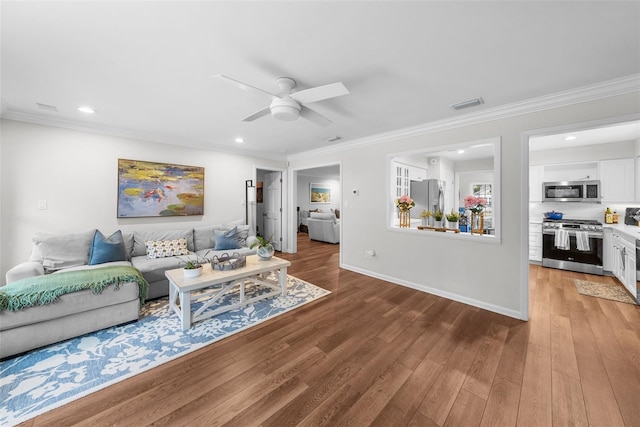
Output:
[
  {"left": 310, "top": 183, "right": 331, "bottom": 204},
  {"left": 117, "top": 159, "right": 204, "bottom": 217}
]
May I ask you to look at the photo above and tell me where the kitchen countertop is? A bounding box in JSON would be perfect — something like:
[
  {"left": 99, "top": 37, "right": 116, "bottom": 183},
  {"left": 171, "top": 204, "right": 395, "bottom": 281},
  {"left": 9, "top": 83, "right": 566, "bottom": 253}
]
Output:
[{"left": 603, "top": 223, "right": 640, "bottom": 242}]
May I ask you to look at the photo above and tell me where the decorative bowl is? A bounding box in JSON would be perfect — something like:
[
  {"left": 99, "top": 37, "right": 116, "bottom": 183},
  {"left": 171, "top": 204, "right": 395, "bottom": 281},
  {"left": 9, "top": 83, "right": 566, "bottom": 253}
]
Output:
[{"left": 211, "top": 252, "right": 246, "bottom": 271}]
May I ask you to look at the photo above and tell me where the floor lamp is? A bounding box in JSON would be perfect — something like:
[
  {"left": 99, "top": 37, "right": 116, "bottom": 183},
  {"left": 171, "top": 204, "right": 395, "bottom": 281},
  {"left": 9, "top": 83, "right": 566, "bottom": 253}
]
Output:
[{"left": 245, "top": 179, "right": 256, "bottom": 226}]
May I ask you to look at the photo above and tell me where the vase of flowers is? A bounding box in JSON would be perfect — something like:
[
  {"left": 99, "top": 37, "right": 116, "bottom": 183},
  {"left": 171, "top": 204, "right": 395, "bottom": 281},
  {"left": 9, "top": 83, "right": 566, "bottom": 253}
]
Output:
[
  {"left": 464, "top": 195, "right": 488, "bottom": 235},
  {"left": 395, "top": 195, "right": 415, "bottom": 228}
]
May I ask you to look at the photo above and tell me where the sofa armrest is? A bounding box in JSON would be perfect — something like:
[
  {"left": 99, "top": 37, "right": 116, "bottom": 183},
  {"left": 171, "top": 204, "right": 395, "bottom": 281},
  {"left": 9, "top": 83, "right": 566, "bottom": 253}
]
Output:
[{"left": 5, "top": 262, "right": 45, "bottom": 284}]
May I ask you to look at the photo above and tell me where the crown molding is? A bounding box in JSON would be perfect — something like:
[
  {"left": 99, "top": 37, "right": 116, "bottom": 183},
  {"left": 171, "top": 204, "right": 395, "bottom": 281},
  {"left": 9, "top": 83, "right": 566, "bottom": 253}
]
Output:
[
  {"left": 0, "top": 106, "right": 287, "bottom": 162},
  {"left": 287, "top": 74, "right": 640, "bottom": 161}
]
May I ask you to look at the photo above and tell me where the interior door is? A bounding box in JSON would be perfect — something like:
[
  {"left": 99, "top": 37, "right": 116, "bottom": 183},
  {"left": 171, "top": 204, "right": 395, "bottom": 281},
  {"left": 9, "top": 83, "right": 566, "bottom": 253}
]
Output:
[{"left": 263, "top": 171, "right": 282, "bottom": 251}]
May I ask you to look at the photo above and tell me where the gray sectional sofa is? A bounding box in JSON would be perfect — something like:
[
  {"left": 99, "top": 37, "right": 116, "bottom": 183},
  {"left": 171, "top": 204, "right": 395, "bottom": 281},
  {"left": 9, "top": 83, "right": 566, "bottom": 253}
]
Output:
[{"left": 1, "top": 220, "right": 256, "bottom": 358}]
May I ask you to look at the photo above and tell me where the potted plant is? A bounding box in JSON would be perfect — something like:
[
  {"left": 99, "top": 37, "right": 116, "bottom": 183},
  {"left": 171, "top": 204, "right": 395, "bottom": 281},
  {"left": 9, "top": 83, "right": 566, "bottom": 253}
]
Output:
[
  {"left": 250, "top": 234, "right": 275, "bottom": 260},
  {"left": 445, "top": 209, "right": 460, "bottom": 229},
  {"left": 419, "top": 210, "right": 432, "bottom": 227},
  {"left": 178, "top": 254, "right": 209, "bottom": 278},
  {"left": 433, "top": 210, "right": 444, "bottom": 228}
]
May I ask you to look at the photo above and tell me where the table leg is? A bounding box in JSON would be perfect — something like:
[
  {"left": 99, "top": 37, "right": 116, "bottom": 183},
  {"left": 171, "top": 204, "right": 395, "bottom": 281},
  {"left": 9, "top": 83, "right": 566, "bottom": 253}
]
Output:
[
  {"left": 180, "top": 290, "right": 191, "bottom": 331},
  {"left": 168, "top": 279, "right": 176, "bottom": 312},
  {"left": 279, "top": 267, "right": 287, "bottom": 296}
]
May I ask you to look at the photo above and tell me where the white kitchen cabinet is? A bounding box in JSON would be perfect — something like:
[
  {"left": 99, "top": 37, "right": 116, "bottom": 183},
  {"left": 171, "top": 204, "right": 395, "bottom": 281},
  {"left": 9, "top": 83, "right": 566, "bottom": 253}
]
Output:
[
  {"left": 603, "top": 228, "right": 613, "bottom": 272},
  {"left": 529, "top": 222, "right": 542, "bottom": 262},
  {"left": 636, "top": 157, "right": 640, "bottom": 202},
  {"left": 392, "top": 162, "right": 428, "bottom": 199},
  {"left": 600, "top": 158, "right": 635, "bottom": 202},
  {"left": 392, "top": 162, "right": 411, "bottom": 199},
  {"left": 611, "top": 231, "right": 637, "bottom": 299},
  {"left": 529, "top": 165, "right": 544, "bottom": 202},
  {"left": 408, "top": 165, "right": 427, "bottom": 182}
]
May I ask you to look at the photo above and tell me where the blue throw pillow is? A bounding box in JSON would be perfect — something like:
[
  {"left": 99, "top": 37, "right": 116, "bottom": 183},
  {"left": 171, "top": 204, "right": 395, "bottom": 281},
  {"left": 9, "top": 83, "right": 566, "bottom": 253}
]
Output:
[
  {"left": 89, "top": 230, "right": 127, "bottom": 265},
  {"left": 214, "top": 227, "right": 241, "bottom": 250}
]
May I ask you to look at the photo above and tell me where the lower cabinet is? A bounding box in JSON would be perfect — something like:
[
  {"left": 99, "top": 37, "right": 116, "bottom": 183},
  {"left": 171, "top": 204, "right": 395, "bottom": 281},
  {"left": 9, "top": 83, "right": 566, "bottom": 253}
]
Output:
[
  {"left": 529, "top": 222, "right": 542, "bottom": 262},
  {"left": 611, "top": 232, "right": 637, "bottom": 298}
]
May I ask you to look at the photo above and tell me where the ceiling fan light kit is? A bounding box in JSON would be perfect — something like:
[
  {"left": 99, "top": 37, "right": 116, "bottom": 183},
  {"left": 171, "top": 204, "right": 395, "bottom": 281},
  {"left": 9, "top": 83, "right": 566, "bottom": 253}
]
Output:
[
  {"left": 270, "top": 98, "right": 301, "bottom": 121},
  {"left": 214, "top": 74, "right": 349, "bottom": 126}
]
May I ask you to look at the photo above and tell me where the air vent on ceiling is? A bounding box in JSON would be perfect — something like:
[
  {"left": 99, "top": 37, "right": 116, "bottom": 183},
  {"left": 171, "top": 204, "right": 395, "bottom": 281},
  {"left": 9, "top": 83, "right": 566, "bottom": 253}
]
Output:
[
  {"left": 36, "top": 103, "right": 58, "bottom": 112},
  {"left": 451, "top": 97, "right": 484, "bottom": 110}
]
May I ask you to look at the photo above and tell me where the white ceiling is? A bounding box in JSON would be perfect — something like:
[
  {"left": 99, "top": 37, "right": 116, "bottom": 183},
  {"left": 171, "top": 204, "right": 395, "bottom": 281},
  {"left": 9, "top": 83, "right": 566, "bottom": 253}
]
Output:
[
  {"left": 2, "top": 2, "right": 639, "bottom": 159},
  {"left": 529, "top": 121, "right": 640, "bottom": 151}
]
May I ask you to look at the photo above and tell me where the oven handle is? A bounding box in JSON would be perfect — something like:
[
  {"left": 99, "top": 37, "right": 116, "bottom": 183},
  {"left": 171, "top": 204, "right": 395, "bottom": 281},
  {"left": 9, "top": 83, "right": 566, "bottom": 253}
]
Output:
[{"left": 542, "top": 230, "right": 604, "bottom": 239}]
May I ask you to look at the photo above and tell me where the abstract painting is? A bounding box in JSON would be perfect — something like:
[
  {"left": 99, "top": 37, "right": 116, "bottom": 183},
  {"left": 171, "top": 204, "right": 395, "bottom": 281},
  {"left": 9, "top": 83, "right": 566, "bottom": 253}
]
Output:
[
  {"left": 117, "top": 159, "right": 204, "bottom": 217},
  {"left": 310, "top": 183, "right": 331, "bottom": 204}
]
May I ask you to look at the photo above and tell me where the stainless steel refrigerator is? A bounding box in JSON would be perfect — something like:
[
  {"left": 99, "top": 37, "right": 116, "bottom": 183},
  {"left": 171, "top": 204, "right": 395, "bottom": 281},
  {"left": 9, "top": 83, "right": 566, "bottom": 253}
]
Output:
[{"left": 410, "top": 179, "right": 445, "bottom": 216}]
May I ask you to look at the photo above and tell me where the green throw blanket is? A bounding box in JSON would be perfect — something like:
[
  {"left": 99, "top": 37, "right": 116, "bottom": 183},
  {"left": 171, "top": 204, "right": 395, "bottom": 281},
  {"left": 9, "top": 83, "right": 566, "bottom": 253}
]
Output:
[{"left": 0, "top": 265, "right": 149, "bottom": 312}]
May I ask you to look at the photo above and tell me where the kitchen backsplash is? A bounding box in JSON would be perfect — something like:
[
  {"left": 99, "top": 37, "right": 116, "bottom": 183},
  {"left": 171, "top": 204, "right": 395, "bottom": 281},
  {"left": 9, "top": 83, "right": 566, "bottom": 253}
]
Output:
[{"left": 530, "top": 202, "right": 640, "bottom": 223}]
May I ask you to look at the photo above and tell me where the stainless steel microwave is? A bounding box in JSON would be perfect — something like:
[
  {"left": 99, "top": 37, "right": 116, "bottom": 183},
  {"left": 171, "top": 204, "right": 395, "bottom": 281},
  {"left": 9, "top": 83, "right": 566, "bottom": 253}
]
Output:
[{"left": 542, "top": 180, "right": 601, "bottom": 203}]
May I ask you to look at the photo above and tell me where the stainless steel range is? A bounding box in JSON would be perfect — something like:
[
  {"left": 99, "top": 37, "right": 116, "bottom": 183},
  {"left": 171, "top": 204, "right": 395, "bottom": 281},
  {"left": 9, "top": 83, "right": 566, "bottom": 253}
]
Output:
[{"left": 542, "top": 218, "right": 604, "bottom": 275}]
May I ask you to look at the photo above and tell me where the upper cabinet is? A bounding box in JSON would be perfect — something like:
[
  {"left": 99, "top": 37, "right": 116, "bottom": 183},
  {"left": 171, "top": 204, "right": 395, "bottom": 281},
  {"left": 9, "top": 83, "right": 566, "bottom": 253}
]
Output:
[
  {"left": 529, "top": 165, "right": 544, "bottom": 202},
  {"left": 600, "top": 158, "right": 635, "bottom": 202},
  {"left": 637, "top": 157, "right": 640, "bottom": 202},
  {"left": 408, "top": 165, "right": 427, "bottom": 182}
]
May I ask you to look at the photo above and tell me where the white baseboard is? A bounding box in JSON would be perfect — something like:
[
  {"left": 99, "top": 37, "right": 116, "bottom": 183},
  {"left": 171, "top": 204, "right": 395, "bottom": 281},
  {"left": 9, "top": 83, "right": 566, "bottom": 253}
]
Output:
[{"left": 340, "top": 263, "right": 525, "bottom": 321}]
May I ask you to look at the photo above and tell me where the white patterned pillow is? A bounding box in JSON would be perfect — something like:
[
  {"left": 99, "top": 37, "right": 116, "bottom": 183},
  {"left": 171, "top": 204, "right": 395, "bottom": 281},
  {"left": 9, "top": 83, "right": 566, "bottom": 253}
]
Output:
[{"left": 145, "top": 238, "right": 190, "bottom": 259}]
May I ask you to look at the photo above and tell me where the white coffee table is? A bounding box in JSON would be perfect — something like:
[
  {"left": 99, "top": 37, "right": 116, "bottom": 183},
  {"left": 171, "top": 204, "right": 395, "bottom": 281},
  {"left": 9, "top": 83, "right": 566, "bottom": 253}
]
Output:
[{"left": 165, "top": 254, "right": 291, "bottom": 330}]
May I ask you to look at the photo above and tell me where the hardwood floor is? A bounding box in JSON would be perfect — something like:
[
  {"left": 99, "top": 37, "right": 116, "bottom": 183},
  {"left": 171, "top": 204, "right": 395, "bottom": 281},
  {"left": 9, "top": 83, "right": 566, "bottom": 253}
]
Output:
[{"left": 21, "top": 235, "right": 640, "bottom": 426}]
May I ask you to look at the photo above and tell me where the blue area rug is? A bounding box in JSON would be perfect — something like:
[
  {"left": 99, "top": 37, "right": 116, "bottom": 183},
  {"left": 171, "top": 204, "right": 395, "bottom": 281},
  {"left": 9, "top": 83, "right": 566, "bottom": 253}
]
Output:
[{"left": 0, "top": 274, "right": 330, "bottom": 426}]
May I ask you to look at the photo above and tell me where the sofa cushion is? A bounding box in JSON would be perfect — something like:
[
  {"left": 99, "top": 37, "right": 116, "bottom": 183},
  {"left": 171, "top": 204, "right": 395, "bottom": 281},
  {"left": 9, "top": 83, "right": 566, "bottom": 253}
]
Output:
[
  {"left": 214, "top": 227, "right": 242, "bottom": 250},
  {"left": 132, "top": 229, "right": 194, "bottom": 257},
  {"left": 32, "top": 229, "right": 96, "bottom": 273},
  {"left": 131, "top": 254, "right": 189, "bottom": 285},
  {"left": 193, "top": 224, "right": 224, "bottom": 252},
  {"left": 145, "top": 238, "right": 190, "bottom": 259},
  {"left": 310, "top": 212, "right": 336, "bottom": 222},
  {"left": 0, "top": 281, "right": 139, "bottom": 331},
  {"left": 122, "top": 232, "right": 134, "bottom": 260},
  {"left": 89, "top": 230, "right": 127, "bottom": 265}
]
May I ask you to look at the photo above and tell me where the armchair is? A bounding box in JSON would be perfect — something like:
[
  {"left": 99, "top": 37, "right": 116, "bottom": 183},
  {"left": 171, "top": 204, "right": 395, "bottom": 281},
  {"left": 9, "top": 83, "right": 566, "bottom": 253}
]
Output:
[{"left": 307, "top": 214, "right": 340, "bottom": 244}]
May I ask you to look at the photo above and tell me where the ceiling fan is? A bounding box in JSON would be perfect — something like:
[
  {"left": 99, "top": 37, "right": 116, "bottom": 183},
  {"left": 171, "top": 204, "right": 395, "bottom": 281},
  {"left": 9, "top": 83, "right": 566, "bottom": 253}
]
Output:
[{"left": 213, "top": 75, "right": 349, "bottom": 127}]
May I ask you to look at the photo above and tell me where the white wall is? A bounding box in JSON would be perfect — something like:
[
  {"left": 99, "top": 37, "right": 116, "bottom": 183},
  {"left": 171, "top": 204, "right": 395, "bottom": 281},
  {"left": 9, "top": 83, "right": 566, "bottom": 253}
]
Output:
[
  {"left": 287, "top": 92, "right": 640, "bottom": 320},
  {"left": 0, "top": 119, "right": 285, "bottom": 284},
  {"left": 530, "top": 140, "right": 636, "bottom": 165}
]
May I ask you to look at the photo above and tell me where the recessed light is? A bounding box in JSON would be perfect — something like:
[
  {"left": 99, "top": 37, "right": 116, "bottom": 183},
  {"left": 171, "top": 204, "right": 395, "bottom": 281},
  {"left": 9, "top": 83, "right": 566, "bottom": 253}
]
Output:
[
  {"left": 77, "top": 106, "right": 96, "bottom": 114},
  {"left": 456, "top": 149, "right": 465, "bottom": 154},
  {"left": 327, "top": 136, "right": 341, "bottom": 142},
  {"left": 234, "top": 137, "right": 244, "bottom": 143},
  {"left": 563, "top": 136, "right": 577, "bottom": 141}
]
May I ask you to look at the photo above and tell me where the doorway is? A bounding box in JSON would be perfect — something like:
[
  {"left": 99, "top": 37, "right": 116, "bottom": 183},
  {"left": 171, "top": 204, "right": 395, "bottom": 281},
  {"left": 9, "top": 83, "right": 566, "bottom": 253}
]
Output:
[
  {"left": 255, "top": 167, "right": 286, "bottom": 253},
  {"left": 290, "top": 163, "right": 342, "bottom": 254},
  {"left": 524, "top": 115, "right": 640, "bottom": 320}
]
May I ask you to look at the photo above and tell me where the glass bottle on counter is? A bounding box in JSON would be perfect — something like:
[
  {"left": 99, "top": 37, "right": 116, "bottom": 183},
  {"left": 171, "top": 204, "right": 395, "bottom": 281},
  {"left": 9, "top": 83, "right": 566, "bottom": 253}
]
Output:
[
  {"left": 612, "top": 210, "right": 619, "bottom": 224},
  {"left": 605, "top": 207, "right": 613, "bottom": 224}
]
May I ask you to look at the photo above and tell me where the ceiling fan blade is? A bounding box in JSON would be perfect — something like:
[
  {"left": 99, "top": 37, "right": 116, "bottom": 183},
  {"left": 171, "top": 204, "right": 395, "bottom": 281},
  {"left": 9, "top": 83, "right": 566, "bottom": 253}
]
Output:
[
  {"left": 300, "top": 105, "right": 332, "bottom": 127},
  {"left": 212, "top": 74, "right": 278, "bottom": 98},
  {"left": 290, "top": 82, "right": 349, "bottom": 104},
  {"left": 242, "top": 106, "right": 271, "bottom": 122}
]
